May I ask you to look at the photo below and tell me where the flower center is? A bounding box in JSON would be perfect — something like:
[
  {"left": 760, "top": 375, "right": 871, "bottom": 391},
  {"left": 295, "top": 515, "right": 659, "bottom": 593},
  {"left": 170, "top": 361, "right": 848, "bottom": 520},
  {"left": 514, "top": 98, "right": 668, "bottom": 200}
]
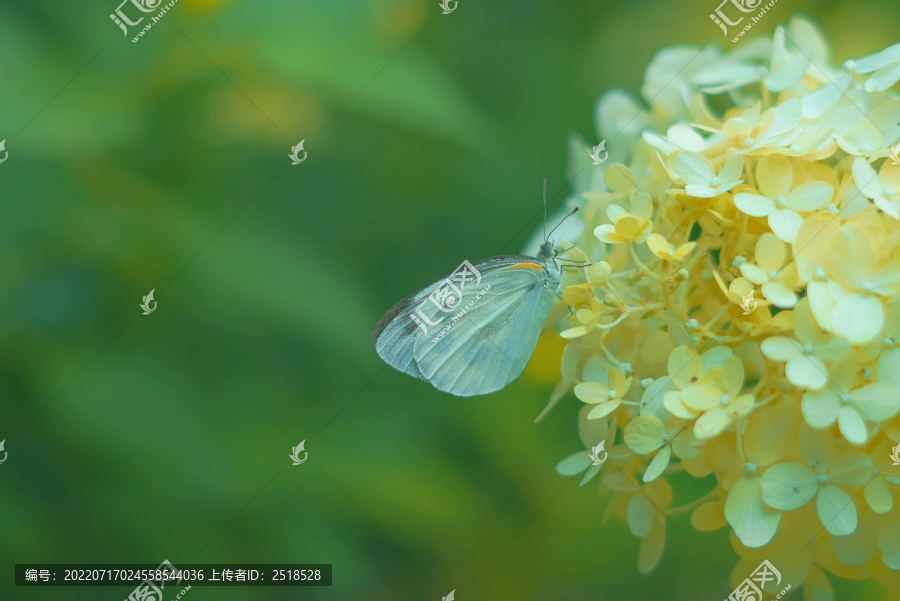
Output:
[
  {"left": 861, "top": 282, "right": 874, "bottom": 293},
  {"left": 662, "top": 433, "right": 672, "bottom": 443},
  {"left": 686, "top": 318, "right": 698, "bottom": 329},
  {"left": 884, "top": 337, "right": 894, "bottom": 347},
  {"left": 732, "top": 256, "right": 746, "bottom": 267},
  {"left": 710, "top": 177, "right": 720, "bottom": 186},
  {"left": 825, "top": 204, "right": 838, "bottom": 213},
  {"left": 776, "top": 196, "right": 787, "bottom": 208},
  {"left": 745, "top": 462, "right": 758, "bottom": 474},
  {"left": 814, "top": 267, "right": 826, "bottom": 279},
  {"left": 608, "top": 390, "right": 617, "bottom": 399},
  {"left": 719, "top": 395, "right": 730, "bottom": 406},
  {"left": 817, "top": 473, "right": 829, "bottom": 484},
  {"left": 803, "top": 342, "right": 814, "bottom": 353},
  {"left": 744, "top": 138, "right": 754, "bottom": 146},
  {"left": 790, "top": 143, "right": 801, "bottom": 153},
  {"left": 768, "top": 270, "right": 778, "bottom": 279}
]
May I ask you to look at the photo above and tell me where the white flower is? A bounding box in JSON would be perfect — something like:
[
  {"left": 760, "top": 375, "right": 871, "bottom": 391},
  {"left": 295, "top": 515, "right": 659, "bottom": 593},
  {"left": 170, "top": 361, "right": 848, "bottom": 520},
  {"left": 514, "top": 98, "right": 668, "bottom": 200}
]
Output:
[
  {"left": 844, "top": 42, "right": 900, "bottom": 92},
  {"left": 852, "top": 157, "right": 900, "bottom": 219},
  {"left": 763, "top": 25, "right": 810, "bottom": 92},
  {"left": 801, "top": 360, "right": 900, "bottom": 445},
  {"left": 734, "top": 154, "right": 833, "bottom": 242},
  {"left": 722, "top": 99, "right": 802, "bottom": 154},
  {"left": 642, "top": 123, "right": 713, "bottom": 156},
  {"left": 674, "top": 148, "right": 743, "bottom": 198}
]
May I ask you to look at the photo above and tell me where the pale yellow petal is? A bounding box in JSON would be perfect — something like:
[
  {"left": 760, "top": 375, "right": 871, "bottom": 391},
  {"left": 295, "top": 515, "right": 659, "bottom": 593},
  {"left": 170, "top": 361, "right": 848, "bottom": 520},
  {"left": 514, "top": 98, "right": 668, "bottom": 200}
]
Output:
[
  {"left": 786, "top": 355, "right": 828, "bottom": 389},
  {"left": 756, "top": 153, "right": 793, "bottom": 199},
  {"left": 768, "top": 208, "right": 804, "bottom": 243},
  {"left": 574, "top": 381, "right": 611, "bottom": 404},
  {"left": 623, "top": 416, "right": 667, "bottom": 454},
  {"left": 762, "top": 281, "right": 798, "bottom": 308},
  {"left": 816, "top": 483, "right": 858, "bottom": 536},
  {"left": 724, "top": 477, "right": 781, "bottom": 548},
  {"left": 864, "top": 477, "right": 893, "bottom": 514},
  {"left": 643, "top": 446, "right": 672, "bottom": 482},
  {"left": 760, "top": 462, "right": 818, "bottom": 510},
  {"left": 830, "top": 294, "right": 884, "bottom": 344},
  {"left": 694, "top": 408, "right": 731, "bottom": 439}
]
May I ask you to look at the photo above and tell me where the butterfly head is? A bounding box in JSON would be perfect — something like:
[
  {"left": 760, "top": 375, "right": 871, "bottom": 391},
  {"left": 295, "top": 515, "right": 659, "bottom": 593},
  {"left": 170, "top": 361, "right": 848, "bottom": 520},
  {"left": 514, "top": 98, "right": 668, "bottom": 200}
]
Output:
[{"left": 539, "top": 240, "right": 558, "bottom": 260}]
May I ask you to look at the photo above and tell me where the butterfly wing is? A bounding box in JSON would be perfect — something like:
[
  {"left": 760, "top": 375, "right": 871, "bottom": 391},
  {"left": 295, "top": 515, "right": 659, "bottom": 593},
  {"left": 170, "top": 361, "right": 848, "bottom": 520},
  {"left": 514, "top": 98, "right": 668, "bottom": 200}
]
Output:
[
  {"left": 372, "top": 279, "right": 445, "bottom": 381},
  {"left": 412, "top": 258, "right": 557, "bottom": 396}
]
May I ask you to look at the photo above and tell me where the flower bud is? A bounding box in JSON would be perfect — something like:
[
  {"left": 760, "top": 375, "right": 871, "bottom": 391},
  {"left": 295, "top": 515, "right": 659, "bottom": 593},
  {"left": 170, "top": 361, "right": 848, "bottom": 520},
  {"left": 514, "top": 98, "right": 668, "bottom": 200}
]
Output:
[{"left": 589, "top": 261, "right": 612, "bottom": 285}]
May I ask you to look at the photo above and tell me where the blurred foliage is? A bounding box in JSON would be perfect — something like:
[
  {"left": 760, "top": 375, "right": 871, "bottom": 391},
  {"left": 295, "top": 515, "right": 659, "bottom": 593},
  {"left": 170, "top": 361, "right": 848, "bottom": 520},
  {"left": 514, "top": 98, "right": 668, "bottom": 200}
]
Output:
[{"left": 1, "top": 0, "right": 898, "bottom": 599}]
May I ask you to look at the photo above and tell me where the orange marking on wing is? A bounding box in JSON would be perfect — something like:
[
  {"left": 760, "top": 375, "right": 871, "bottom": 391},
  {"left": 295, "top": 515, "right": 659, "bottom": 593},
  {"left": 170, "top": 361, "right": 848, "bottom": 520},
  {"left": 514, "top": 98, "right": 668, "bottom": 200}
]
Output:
[{"left": 508, "top": 262, "right": 545, "bottom": 271}]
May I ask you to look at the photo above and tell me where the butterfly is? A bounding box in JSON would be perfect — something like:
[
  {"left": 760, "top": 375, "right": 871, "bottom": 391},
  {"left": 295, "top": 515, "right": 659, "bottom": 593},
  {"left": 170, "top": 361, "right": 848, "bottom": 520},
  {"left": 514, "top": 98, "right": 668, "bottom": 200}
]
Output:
[{"left": 372, "top": 194, "right": 578, "bottom": 396}]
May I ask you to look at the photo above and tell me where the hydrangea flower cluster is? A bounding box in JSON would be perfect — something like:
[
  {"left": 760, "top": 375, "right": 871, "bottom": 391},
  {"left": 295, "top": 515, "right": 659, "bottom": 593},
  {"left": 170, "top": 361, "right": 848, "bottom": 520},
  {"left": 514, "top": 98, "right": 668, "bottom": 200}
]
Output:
[{"left": 553, "top": 16, "right": 900, "bottom": 598}]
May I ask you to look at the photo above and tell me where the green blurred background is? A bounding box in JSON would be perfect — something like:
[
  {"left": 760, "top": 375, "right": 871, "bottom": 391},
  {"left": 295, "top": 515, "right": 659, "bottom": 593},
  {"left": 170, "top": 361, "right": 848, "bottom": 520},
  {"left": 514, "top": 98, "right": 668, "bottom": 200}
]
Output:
[{"left": 1, "top": 0, "right": 898, "bottom": 599}]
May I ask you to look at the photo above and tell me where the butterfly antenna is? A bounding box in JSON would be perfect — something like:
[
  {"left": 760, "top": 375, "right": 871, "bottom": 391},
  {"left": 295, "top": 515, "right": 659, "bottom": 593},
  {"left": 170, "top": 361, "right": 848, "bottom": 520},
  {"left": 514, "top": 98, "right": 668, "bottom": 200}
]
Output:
[
  {"left": 542, "top": 177, "right": 548, "bottom": 242},
  {"left": 547, "top": 207, "right": 579, "bottom": 239}
]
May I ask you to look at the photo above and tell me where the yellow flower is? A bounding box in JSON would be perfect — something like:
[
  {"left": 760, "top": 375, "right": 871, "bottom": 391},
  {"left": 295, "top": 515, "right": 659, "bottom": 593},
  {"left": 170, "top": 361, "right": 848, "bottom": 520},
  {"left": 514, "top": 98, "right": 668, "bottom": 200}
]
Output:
[
  {"left": 863, "top": 440, "right": 900, "bottom": 514},
  {"left": 853, "top": 157, "right": 900, "bottom": 218},
  {"left": 594, "top": 193, "right": 653, "bottom": 244},
  {"left": 668, "top": 353, "right": 755, "bottom": 439},
  {"left": 646, "top": 233, "right": 695, "bottom": 261},
  {"left": 674, "top": 148, "right": 744, "bottom": 198},
  {"left": 623, "top": 415, "right": 700, "bottom": 482},
  {"left": 558, "top": 285, "right": 624, "bottom": 339},
  {"left": 739, "top": 232, "right": 799, "bottom": 308},
  {"left": 800, "top": 359, "right": 899, "bottom": 445},
  {"left": 552, "top": 16, "right": 900, "bottom": 595},
  {"left": 724, "top": 404, "right": 801, "bottom": 547},
  {"left": 555, "top": 414, "right": 616, "bottom": 487},
  {"left": 759, "top": 428, "right": 870, "bottom": 536},
  {"left": 760, "top": 298, "right": 849, "bottom": 389},
  {"left": 575, "top": 367, "right": 633, "bottom": 419},
  {"left": 734, "top": 154, "right": 833, "bottom": 243},
  {"left": 814, "top": 222, "right": 900, "bottom": 344},
  {"left": 603, "top": 472, "right": 673, "bottom": 573},
  {"left": 661, "top": 345, "right": 724, "bottom": 419},
  {"left": 721, "top": 99, "right": 801, "bottom": 154}
]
